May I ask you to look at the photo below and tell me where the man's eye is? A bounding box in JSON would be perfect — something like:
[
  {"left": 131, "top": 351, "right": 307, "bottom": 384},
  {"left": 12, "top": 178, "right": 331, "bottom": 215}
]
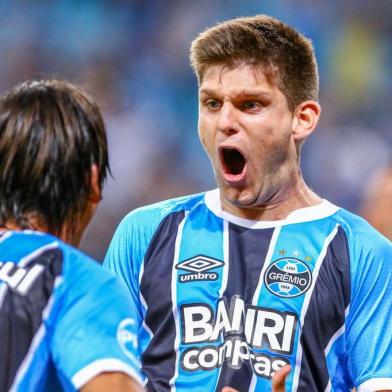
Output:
[
  {"left": 242, "top": 101, "right": 262, "bottom": 111},
  {"left": 205, "top": 100, "right": 221, "bottom": 110}
]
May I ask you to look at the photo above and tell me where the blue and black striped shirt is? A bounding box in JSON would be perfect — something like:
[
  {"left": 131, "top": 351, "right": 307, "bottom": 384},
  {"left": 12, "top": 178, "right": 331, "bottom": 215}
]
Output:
[{"left": 104, "top": 189, "right": 392, "bottom": 392}]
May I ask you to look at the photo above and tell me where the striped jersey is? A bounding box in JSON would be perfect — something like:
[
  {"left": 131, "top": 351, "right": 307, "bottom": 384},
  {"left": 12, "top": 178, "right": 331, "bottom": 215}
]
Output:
[
  {"left": 0, "top": 230, "right": 142, "bottom": 391},
  {"left": 104, "top": 189, "right": 392, "bottom": 392}
]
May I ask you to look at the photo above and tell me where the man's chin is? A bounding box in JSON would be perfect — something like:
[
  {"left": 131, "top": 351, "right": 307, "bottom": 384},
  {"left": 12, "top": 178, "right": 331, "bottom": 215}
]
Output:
[{"left": 220, "top": 186, "right": 259, "bottom": 208}]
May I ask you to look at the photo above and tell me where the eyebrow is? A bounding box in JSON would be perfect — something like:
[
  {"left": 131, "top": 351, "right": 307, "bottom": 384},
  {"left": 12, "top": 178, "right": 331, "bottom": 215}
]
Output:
[{"left": 199, "top": 88, "right": 272, "bottom": 99}]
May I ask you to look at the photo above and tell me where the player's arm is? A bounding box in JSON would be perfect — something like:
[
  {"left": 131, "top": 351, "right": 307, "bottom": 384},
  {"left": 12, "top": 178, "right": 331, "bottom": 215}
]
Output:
[
  {"left": 50, "top": 255, "right": 144, "bottom": 391},
  {"left": 103, "top": 207, "right": 164, "bottom": 298},
  {"left": 344, "top": 221, "right": 392, "bottom": 391},
  {"left": 81, "top": 372, "right": 144, "bottom": 392}
]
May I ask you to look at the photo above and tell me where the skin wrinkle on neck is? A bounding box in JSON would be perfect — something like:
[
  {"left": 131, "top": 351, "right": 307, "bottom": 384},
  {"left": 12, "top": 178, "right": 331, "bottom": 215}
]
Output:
[{"left": 220, "top": 171, "right": 321, "bottom": 221}]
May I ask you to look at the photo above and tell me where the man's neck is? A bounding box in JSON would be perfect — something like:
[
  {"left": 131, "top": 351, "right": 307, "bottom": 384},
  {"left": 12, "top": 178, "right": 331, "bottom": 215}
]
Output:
[{"left": 220, "top": 178, "right": 322, "bottom": 221}]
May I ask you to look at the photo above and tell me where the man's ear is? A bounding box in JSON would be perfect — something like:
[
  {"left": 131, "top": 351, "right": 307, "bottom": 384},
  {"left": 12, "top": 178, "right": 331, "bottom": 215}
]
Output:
[
  {"left": 89, "top": 164, "right": 102, "bottom": 204},
  {"left": 291, "top": 100, "right": 321, "bottom": 143}
]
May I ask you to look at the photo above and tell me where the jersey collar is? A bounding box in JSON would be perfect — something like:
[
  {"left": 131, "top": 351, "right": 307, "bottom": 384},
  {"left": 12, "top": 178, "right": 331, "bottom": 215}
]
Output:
[{"left": 204, "top": 188, "right": 340, "bottom": 229}]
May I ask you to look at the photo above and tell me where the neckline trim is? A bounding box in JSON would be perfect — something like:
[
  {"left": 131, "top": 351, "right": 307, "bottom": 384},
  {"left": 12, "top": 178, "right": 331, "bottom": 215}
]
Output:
[{"left": 204, "top": 189, "right": 339, "bottom": 229}]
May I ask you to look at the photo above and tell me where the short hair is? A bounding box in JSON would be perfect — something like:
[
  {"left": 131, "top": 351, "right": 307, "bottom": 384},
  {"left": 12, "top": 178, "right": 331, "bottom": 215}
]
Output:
[
  {"left": 0, "top": 79, "right": 109, "bottom": 235},
  {"left": 190, "top": 15, "right": 319, "bottom": 110}
]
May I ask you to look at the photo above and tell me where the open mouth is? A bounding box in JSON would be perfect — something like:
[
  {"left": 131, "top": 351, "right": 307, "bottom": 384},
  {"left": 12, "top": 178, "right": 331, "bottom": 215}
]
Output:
[{"left": 220, "top": 147, "right": 246, "bottom": 175}]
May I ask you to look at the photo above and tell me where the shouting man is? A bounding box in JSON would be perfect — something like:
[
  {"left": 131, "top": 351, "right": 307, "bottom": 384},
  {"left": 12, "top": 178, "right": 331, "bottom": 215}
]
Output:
[{"left": 104, "top": 16, "right": 392, "bottom": 391}]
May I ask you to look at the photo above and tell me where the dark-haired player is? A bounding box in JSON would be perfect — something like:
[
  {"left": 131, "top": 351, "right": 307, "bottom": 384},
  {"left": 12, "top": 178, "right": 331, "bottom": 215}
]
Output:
[
  {"left": 0, "top": 80, "right": 143, "bottom": 392},
  {"left": 104, "top": 15, "right": 392, "bottom": 391}
]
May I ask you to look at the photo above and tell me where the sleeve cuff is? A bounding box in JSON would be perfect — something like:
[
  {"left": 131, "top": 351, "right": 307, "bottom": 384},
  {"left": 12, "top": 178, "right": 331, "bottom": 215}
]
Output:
[
  {"left": 71, "top": 358, "right": 143, "bottom": 390},
  {"left": 358, "top": 377, "right": 392, "bottom": 391}
]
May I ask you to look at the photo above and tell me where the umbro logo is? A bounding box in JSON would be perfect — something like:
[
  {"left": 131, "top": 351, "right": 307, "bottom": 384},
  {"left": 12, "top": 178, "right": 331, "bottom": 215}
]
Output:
[
  {"left": 176, "top": 255, "right": 224, "bottom": 283},
  {"left": 176, "top": 255, "right": 224, "bottom": 273}
]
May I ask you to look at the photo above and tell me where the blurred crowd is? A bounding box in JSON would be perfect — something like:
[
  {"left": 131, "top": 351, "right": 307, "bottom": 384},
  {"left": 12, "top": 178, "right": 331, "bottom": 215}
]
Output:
[{"left": 0, "top": 0, "right": 391, "bottom": 259}]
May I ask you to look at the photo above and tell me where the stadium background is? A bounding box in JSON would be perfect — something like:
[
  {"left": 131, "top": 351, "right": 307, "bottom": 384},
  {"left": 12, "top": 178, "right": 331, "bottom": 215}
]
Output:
[{"left": 0, "top": 0, "right": 391, "bottom": 261}]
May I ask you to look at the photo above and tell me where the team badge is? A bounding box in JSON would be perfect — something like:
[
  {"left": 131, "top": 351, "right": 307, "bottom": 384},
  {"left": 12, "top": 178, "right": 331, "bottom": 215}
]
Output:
[{"left": 264, "top": 257, "right": 312, "bottom": 298}]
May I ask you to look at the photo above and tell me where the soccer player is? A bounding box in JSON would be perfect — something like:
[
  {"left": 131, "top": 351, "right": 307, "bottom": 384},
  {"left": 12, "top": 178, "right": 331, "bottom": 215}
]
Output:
[
  {"left": 104, "top": 15, "right": 392, "bottom": 391},
  {"left": 0, "top": 80, "right": 144, "bottom": 392}
]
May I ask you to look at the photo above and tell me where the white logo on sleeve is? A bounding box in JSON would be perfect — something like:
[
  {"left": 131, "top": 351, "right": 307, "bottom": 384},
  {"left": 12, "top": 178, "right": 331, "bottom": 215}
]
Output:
[{"left": 117, "top": 318, "right": 139, "bottom": 365}]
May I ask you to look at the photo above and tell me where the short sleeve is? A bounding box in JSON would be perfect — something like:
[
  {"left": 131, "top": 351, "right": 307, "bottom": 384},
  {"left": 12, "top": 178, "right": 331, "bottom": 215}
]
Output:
[
  {"left": 345, "top": 224, "right": 392, "bottom": 390},
  {"left": 50, "top": 253, "right": 143, "bottom": 391},
  {"left": 103, "top": 206, "right": 168, "bottom": 312},
  {"left": 103, "top": 197, "right": 200, "bottom": 297},
  {"left": 103, "top": 212, "right": 142, "bottom": 299}
]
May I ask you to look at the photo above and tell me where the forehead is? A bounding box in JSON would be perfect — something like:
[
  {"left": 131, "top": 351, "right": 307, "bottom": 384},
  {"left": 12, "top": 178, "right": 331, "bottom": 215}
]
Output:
[{"left": 199, "top": 63, "right": 279, "bottom": 95}]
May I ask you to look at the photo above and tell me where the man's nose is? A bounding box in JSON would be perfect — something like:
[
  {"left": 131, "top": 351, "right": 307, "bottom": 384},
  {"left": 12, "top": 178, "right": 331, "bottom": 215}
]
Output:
[{"left": 217, "top": 103, "right": 238, "bottom": 136}]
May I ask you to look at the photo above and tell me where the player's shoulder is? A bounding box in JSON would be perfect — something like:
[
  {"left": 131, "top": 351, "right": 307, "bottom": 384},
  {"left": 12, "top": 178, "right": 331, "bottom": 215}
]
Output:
[
  {"left": 333, "top": 207, "right": 390, "bottom": 244},
  {"left": 56, "top": 237, "right": 95, "bottom": 264},
  {"left": 55, "top": 239, "right": 113, "bottom": 283},
  {"left": 118, "top": 191, "right": 206, "bottom": 232},
  {"left": 332, "top": 206, "right": 392, "bottom": 258},
  {"left": 0, "top": 229, "right": 61, "bottom": 256},
  {"left": 0, "top": 229, "right": 95, "bottom": 264},
  {"left": 0, "top": 230, "right": 65, "bottom": 277},
  {"left": 0, "top": 229, "right": 114, "bottom": 301}
]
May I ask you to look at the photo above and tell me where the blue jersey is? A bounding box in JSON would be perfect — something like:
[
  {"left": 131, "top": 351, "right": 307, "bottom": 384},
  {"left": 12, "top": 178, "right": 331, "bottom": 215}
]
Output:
[
  {"left": 0, "top": 230, "right": 142, "bottom": 391},
  {"left": 104, "top": 189, "right": 392, "bottom": 392}
]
